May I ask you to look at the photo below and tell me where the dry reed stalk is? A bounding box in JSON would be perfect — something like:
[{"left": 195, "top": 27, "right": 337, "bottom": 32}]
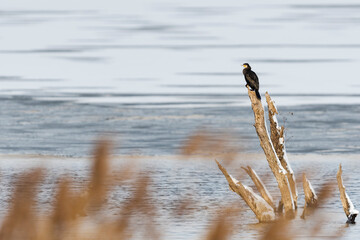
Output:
[
  {"left": 306, "top": 182, "right": 334, "bottom": 237},
  {"left": 88, "top": 139, "right": 111, "bottom": 207},
  {"left": 0, "top": 169, "right": 43, "bottom": 240},
  {"left": 260, "top": 218, "right": 292, "bottom": 240},
  {"left": 204, "top": 207, "right": 238, "bottom": 240},
  {"left": 181, "top": 130, "right": 238, "bottom": 163}
]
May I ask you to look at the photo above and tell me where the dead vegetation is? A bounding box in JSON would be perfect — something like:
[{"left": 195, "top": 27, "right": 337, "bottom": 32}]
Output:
[
  {"left": 337, "top": 164, "right": 359, "bottom": 224},
  {"left": 215, "top": 87, "right": 358, "bottom": 226},
  {"left": 0, "top": 135, "right": 353, "bottom": 240},
  {"left": 0, "top": 140, "right": 160, "bottom": 240},
  {"left": 180, "top": 129, "right": 239, "bottom": 163}
]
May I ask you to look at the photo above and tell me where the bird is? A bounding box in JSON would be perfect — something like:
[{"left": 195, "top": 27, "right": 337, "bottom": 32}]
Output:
[{"left": 242, "top": 63, "right": 261, "bottom": 100}]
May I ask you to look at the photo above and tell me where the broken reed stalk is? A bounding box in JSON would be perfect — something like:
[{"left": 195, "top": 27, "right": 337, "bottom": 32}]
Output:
[
  {"left": 265, "top": 93, "right": 298, "bottom": 209},
  {"left": 337, "top": 164, "right": 359, "bottom": 224},
  {"left": 216, "top": 160, "right": 275, "bottom": 222},
  {"left": 247, "top": 87, "right": 295, "bottom": 218},
  {"left": 301, "top": 173, "right": 318, "bottom": 219},
  {"left": 242, "top": 166, "right": 275, "bottom": 210}
]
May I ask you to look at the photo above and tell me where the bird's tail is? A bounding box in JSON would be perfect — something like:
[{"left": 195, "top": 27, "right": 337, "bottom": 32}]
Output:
[{"left": 255, "top": 89, "right": 261, "bottom": 100}]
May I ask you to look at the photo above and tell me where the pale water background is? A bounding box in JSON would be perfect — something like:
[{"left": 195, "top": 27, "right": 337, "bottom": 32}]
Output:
[{"left": 0, "top": 0, "right": 360, "bottom": 239}]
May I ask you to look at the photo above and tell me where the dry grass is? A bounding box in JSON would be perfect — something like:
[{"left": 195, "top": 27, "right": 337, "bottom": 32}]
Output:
[
  {"left": 0, "top": 137, "right": 345, "bottom": 240},
  {"left": 180, "top": 130, "right": 239, "bottom": 164},
  {"left": 0, "top": 140, "right": 159, "bottom": 240}
]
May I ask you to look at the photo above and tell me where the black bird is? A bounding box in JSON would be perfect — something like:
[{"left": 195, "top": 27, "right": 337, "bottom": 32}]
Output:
[{"left": 242, "top": 63, "right": 261, "bottom": 100}]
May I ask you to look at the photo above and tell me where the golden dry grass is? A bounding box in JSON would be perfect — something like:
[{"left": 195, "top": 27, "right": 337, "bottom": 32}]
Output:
[
  {"left": 0, "top": 140, "right": 159, "bottom": 240},
  {"left": 0, "top": 137, "right": 345, "bottom": 240},
  {"left": 180, "top": 130, "right": 239, "bottom": 164}
]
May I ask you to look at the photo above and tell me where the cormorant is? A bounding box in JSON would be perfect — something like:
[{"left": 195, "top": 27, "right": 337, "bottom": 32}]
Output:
[{"left": 242, "top": 63, "right": 261, "bottom": 100}]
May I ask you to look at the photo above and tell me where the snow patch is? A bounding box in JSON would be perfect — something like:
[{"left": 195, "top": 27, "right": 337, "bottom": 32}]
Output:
[
  {"left": 263, "top": 117, "right": 287, "bottom": 175},
  {"left": 346, "top": 193, "right": 359, "bottom": 215},
  {"left": 229, "top": 174, "right": 239, "bottom": 185},
  {"left": 307, "top": 178, "right": 318, "bottom": 200},
  {"left": 272, "top": 114, "right": 279, "bottom": 125},
  {"left": 271, "top": 100, "right": 278, "bottom": 113}
]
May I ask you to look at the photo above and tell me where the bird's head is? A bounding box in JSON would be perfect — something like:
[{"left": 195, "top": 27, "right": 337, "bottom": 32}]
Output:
[{"left": 242, "top": 63, "right": 251, "bottom": 69}]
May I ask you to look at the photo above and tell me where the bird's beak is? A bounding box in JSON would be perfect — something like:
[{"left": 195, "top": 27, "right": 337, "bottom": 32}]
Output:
[{"left": 242, "top": 65, "right": 246, "bottom": 68}]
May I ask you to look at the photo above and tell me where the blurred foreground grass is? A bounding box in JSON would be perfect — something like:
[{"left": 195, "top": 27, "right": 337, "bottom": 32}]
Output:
[{"left": 0, "top": 137, "right": 347, "bottom": 240}]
